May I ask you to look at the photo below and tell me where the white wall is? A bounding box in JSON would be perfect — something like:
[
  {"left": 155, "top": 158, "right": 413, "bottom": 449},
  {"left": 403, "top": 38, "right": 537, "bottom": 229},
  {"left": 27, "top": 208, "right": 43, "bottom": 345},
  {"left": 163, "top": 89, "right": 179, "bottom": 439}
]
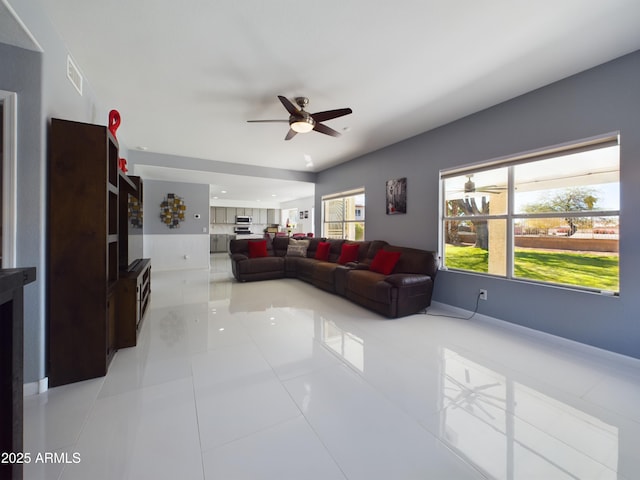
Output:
[
  {"left": 144, "top": 234, "right": 210, "bottom": 271},
  {"left": 281, "top": 196, "right": 314, "bottom": 235},
  {"left": 143, "top": 179, "right": 211, "bottom": 270}
]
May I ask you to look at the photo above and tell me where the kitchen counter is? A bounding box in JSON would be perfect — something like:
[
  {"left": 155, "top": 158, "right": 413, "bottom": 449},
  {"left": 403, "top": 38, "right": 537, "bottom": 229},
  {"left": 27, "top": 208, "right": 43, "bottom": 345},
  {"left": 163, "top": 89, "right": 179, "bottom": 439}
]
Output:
[{"left": 234, "top": 234, "right": 265, "bottom": 240}]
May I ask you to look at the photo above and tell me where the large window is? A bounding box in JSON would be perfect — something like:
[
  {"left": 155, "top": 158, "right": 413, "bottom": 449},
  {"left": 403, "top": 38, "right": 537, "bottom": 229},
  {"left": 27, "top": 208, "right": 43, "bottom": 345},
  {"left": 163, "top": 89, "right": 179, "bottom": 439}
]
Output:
[
  {"left": 322, "top": 188, "right": 365, "bottom": 240},
  {"left": 441, "top": 135, "right": 620, "bottom": 293}
]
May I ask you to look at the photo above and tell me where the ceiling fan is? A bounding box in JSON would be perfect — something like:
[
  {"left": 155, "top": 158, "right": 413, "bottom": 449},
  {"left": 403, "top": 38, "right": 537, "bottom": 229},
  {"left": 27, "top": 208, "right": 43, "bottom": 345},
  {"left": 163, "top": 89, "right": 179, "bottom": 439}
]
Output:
[
  {"left": 448, "top": 175, "right": 507, "bottom": 196},
  {"left": 247, "top": 96, "right": 352, "bottom": 141},
  {"left": 463, "top": 175, "right": 506, "bottom": 194}
]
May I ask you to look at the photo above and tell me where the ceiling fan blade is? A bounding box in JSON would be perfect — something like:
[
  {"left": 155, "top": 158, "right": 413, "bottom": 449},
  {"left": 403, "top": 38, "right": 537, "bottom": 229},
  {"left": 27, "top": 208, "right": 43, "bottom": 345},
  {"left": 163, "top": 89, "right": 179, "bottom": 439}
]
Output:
[
  {"left": 247, "top": 119, "right": 289, "bottom": 123},
  {"left": 284, "top": 129, "right": 297, "bottom": 141},
  {"left": 311, "top": 108, "right": 352, "bottom": 123},
  {"left": 313, "top": 122, "right": 341, "bottom": 137},
  {"left": 278, "top": 96, "right": 300, "bottom": 116}
]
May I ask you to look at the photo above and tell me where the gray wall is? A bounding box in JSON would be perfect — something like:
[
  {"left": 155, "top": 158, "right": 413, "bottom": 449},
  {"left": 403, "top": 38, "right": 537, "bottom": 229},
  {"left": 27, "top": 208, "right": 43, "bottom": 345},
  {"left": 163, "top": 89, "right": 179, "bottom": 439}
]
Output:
[
  {"left": 144, "top": 180, "right": 210, "bottom": 235},
  {"left": 0, "top": 42, "right": 43, "bottom": 384},
  {"left": 3, "top": 0, "right": 110, "bottom": 384},
  {"left": 315, "top": 50, "right": 640, "bottom": 359}
]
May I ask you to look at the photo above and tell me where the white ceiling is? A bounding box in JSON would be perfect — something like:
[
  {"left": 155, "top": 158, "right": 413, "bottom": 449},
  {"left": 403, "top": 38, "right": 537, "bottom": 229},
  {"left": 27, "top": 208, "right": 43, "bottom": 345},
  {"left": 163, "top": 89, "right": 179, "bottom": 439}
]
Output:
[
  {"left": 9, "top": 1, "right": 640, "bottom": 204},
  {"left": 134, "top": 164, "right": 315, "bottom": 207}
]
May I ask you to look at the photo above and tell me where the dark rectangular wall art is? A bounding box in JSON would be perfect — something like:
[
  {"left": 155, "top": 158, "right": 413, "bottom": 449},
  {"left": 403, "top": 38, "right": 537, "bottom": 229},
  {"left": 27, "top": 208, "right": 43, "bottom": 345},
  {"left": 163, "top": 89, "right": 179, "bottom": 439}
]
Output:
[{"left": 386, "top": 177, "right": 407, "bottom": 214}]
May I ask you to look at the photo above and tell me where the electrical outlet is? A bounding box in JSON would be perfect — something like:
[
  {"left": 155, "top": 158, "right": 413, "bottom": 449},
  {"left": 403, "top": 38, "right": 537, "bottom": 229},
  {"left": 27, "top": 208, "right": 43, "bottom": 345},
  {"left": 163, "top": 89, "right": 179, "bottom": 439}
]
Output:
[{"left": 479, "top": 289, "right": 488, "bottom": 300}]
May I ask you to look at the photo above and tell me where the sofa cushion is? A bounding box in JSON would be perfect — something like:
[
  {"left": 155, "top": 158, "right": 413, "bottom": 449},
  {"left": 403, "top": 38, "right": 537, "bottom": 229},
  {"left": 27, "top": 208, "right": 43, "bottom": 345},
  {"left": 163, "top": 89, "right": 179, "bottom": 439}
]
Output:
[
  {"left": 370, "top": 249, "right": 402, "bottom": 275},
  {"left": 312, "top": 262, "right": 341, "bottom": 292},
  {"left": 382, "top": 245, "right": 438, "bottom": 276},
  {"left": 346, "top": 269, "right": 392, "bottom": 304},
  {"left": 290, "top": 238, "right": 310, "bottom": 248},
  {"left": 272, "top": 236, "right": 290, "bottom": 257},
  {"left": 248, "top": 240, "right": 268, "bottom": 258},
  {"left": 326, "top": 239, "right": 346, "bottom": 263},
  {"left": 364, "top": 240, "right": 389, "bottom": 263},
  {"left": 315, "top": 241, "right": 331, "bottom": 261},
  {"left": 286, "top": 244, "right": 307, "bottom": 257},
  {"left": 338, "top": 243, "right": 360, "bottom": 264},
  {"left": 237, "top": 256, "right": 285, "bottom": 275},
  {"left": 231, "top": 237, "right": 275, "bottom": 257},
  {"left": 294, "top": 257, "right": 323, "bottom": 282}
]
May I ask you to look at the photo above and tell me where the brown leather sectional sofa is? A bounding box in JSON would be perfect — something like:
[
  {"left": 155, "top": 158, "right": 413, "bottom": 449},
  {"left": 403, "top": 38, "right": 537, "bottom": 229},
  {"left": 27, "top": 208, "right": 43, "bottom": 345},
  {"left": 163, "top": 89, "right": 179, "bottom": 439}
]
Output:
[{"left": 229, "top": 236, "right": 439, "bottom": 318}]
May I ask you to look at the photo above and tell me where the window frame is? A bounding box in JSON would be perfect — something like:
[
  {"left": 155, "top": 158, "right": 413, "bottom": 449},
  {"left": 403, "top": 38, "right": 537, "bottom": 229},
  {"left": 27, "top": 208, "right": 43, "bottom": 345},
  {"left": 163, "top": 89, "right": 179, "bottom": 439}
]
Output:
[
  {"left": 439, "top": 133, "right": 620, "bottom": 294},
  {"left": 321, "top": 187, "right": 365, "bottom": 240}
]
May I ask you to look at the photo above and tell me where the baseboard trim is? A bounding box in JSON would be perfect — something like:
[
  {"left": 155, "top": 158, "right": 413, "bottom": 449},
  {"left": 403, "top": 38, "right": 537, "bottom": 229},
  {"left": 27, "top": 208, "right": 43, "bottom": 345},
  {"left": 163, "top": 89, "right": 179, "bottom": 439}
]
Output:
[
  {"left": 430, "top": 301, "right": 640, "bottom": 369},
  {"left": 23, "top": 377, "right": 48, "bottom": 397}
]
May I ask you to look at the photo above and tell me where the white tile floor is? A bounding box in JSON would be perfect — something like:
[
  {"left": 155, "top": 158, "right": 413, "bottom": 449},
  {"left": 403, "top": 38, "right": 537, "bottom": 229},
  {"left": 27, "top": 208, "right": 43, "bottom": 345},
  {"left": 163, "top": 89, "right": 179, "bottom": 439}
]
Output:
[{"left": 23, "top": 254, "right": 640, "bottom": 479}]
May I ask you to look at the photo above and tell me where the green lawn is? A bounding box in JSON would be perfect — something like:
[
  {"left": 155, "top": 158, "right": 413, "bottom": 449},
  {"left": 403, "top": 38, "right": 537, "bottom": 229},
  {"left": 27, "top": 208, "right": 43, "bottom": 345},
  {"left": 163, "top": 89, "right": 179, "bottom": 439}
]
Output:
[{"left": 445, "top": 245, "right": 619, "bottom": 291}]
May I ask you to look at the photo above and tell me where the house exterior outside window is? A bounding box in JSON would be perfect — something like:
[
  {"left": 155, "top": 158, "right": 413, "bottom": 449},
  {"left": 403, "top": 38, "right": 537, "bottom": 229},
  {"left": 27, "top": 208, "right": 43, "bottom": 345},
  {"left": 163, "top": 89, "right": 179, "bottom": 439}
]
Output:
[
  {"left": 441, "top": 134, "right": 620, "bottom": 293},
  {"left": 322, "top": 188, "right": 365, "bottom": 240}
]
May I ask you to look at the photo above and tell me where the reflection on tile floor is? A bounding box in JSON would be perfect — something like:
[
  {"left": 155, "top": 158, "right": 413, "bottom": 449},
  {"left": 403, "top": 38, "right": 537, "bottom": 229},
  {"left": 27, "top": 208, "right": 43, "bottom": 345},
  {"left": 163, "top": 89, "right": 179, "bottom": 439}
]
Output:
[{"left": 24, "top": 254, "right": 640, "bottom": 479}]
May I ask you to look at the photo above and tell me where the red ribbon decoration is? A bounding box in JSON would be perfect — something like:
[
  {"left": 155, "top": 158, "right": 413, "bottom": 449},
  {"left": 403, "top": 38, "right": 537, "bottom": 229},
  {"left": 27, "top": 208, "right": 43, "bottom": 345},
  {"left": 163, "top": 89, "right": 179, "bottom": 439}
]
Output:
[
  {"left": 109, "top": 110, "right": 128, "bottom": 172},
  {"left": 108, "top": 109, "right": 121, "bottom": 139}
]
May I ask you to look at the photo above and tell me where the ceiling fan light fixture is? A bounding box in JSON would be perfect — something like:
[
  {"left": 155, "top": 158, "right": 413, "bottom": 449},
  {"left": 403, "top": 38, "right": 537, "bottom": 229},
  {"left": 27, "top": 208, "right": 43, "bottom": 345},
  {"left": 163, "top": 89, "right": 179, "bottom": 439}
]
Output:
[
  {"left": 248, "top": 96, "right": 352, "bottom": 140},
  {"left": 464, "top": 176, "right": 475, "bottom": 193},
  {"left": 290, "top": 117, "right": 315, "bottom": 133}
]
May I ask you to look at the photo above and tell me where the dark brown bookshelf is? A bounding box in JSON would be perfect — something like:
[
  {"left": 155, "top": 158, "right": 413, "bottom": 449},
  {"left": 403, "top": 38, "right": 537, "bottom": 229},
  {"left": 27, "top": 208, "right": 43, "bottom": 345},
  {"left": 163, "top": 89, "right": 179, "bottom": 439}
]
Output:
[{"left": 47, "top": 118, "right": 120, "bottom": 387}]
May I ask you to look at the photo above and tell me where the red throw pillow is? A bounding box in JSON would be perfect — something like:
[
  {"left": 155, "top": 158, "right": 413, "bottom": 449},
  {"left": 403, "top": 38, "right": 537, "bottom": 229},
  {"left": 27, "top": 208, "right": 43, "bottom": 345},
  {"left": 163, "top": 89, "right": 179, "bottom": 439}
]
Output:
[
  {"left": 248, "top": 240, "right": 268, "bottom": 258},
  {"left": 315, "top": 241, "right": 331, "bottom": 261},
  {"left": 338, "top": 243, "right": 360, "bottom": 265},
  {"left": 370, "top": 250, "right": 402, "bottom": 275}
]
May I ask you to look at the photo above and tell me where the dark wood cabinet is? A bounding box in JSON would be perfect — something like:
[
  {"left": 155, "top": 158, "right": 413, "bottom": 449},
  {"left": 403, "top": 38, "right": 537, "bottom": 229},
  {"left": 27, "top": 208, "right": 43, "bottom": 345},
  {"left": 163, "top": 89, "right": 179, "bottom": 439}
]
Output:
[
  {"left": 0, "top": 268, "right": 36, "bottom": 480},
  {"left": 47, "top": 118, "right": 120, "bottom": 387},
  {"left": 116, "top": 258, "right": 151, "bottom": 348}
]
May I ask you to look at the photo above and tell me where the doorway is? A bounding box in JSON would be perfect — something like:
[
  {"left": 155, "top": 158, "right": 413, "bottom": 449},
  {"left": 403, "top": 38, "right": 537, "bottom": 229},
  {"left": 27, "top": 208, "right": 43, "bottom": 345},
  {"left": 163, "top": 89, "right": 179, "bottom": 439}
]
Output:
[
  {"left": 1, "top": 100, "right": 3, "bottom": 265},
  {"left": 0, "top": 91, "right": 17, "bottom": 268}
]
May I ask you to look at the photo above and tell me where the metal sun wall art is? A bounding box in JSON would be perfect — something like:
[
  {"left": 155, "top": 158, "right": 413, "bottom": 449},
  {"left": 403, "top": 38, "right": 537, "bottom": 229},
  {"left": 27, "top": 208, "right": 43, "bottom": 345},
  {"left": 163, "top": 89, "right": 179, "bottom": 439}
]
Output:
[{"left": 160, "top": 193, "right": 186, "bottom": 228}]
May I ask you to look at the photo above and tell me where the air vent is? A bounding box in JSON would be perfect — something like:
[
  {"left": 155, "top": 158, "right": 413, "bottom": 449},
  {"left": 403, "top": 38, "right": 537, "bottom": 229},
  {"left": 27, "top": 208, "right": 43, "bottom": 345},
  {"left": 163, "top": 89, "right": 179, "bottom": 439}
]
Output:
[{"left": 66, "top": 55, "right": 83, "bottom": 96}]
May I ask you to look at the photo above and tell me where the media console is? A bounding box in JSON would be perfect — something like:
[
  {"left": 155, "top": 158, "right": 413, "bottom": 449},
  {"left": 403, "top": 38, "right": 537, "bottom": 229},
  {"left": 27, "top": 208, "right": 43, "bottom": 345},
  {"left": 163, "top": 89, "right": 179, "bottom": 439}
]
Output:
[{"left": 117, "top": 258, "right": 151, "bottom": 348}]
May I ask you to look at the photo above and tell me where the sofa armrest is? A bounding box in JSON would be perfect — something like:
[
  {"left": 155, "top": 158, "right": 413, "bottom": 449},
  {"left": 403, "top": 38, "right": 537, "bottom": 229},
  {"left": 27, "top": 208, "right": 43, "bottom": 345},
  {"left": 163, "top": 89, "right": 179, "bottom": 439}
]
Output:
[
  {"left": 230, "top": 253, "right": 249, "bottom": 262},
  {"left": 384, "top": 273, "right": 431, "bottom": 287}
]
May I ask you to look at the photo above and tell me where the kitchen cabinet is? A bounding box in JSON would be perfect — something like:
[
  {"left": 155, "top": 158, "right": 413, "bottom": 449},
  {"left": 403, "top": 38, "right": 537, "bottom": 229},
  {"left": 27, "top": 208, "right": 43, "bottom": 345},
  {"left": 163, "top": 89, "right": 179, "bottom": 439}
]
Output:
[
  {"left": 211, "top": 206, "right": 274, "bottom": 224},
  {"left": 214, "top": 207, "right": 226, "bottom": 224},
  {"left": 210, "top": 234, "right": 232, "bottom": 253},
  {"left": 258, "top": 208, "right": 268, "bottom": 224},
  {"left": 267, "top": 209, "right": 279, "bottom": 225}
]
